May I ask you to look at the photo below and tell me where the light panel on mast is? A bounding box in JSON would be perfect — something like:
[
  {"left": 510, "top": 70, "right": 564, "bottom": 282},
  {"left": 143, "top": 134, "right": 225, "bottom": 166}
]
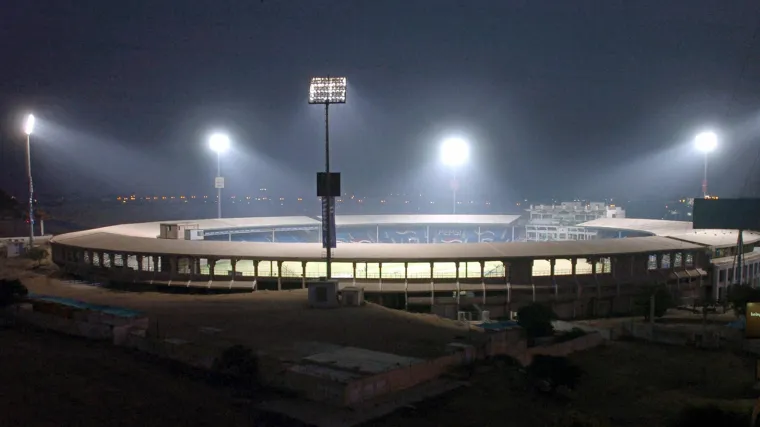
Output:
[
  {"left": 309, "top": 77, "right": 347, "bottom": 104},
  {"left": 24, "top": 114, "right": 35, "bottom": 135}
]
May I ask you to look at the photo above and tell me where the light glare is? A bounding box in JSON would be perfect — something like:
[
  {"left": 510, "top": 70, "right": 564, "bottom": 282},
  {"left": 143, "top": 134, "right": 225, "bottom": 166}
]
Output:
[
  {"left": 309, "top": 77, "right": 347, "bottom": 104},
  {"left": 24, "top": 114, "right": 35, "bottom": 135},
  {"left": 695, "top": 131, "right": 717, "bottom": 153},
  {"left": 440, "top": 137, "right": 469, "bottom": 167},
  {"left": 208, "top": 133, "right": 230, "bottom": 153}
]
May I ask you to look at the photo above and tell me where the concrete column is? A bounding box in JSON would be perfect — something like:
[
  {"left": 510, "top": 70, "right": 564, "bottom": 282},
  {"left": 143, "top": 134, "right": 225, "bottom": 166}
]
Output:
[
  {"left": 137, "top": 255, "right": 144, "bottom": 272},
  {"left": 404, "top": 262, "right": 409, "bottom": 311},
  {"left": 430, "top": 262, "right": 435, "bottom": 307},
  {"left": 504, "top": 261, "right": 511, "bottom": 318},
  {"left": 230, "top": 259, "right": 237, "bottom": 277},
  {"left": 152, "top": 256, "right": 159, "bottom": 273},
  {"left": 277, "top": 261, "right": 282, "bottom": 291},
  {"left": 352, "top": 262, "right": 357, "bottom": 285},
  {"left": 253, "top": 260, "right": 259, "bottom": 291},
  {"left": 169, "top": 256, "right": 177, "bottom": 277},
  {"left": 455, "top": 261, "right": 461, "bottom": 312},
  {"left": 480, "top": 261, "right": 486, "bottom": 305},
  {"left": 378, "top": 263, "right": 383, "bottom": 304},
  {"left": 208, "top": 259, "right": 216, "bottom": 283},
  {"left": 550, "top": 259, "right": 558, "bottom": 298},
  {"left": 301, "top": 261, "right": 307, "bottom": 289}
]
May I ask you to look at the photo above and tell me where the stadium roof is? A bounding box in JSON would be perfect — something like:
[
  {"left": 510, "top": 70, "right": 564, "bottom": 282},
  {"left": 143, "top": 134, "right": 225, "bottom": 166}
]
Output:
[
  {"left": 52, "top": 229, "right": 704, "bottom": 262},
  {"left": 579, "top": 218, "right": 760, "bottom": 248}
]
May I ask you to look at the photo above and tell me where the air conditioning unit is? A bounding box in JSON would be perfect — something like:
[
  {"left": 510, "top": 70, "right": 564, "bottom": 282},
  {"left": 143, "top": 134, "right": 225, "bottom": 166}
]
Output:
[
  {"left": 481, "top": 310, "right": 491, "bottom": 322},
  {"left": 457, "top": 311, "right": 472, "bottom": 322}
]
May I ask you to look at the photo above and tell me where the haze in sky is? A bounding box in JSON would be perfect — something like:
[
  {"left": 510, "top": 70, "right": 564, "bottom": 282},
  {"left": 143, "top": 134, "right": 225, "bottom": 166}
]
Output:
[{"left": 1, "top": 0, "right": 759, "bottom": 201}]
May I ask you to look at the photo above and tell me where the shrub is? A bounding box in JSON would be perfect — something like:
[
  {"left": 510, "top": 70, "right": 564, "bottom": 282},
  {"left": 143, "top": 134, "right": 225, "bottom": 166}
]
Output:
[
  {"left": 527, "top": 355, "right": 583, "bottom": 393},
  {"left": 213, "top": 344, "right": 259, "bottom": 387},
  {"left": 27, "top": 247, "right": 48, "bottom": 267},
  {"left": 670, "top": 405, "right": 747, "bottom": 427},
  {"left": 517, "top": 303, "right": 557, "bottom": 340},
  {"left": 0, "top": 279, "right": 29, "bottom": 308}
]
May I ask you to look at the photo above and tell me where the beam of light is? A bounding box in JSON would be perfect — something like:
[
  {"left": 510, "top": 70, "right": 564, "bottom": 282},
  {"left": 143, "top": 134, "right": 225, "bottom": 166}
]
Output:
[
  {"left": 24, "top": 114, "right": 35, "bottom": 135},
  {"left": 208, "top": 133, "right": 230, "bottom": 153},
  {"left": 695, "top": 131, "right": 718, "bottom": 153},
  {"left": 440, "top": 137, "right": 469, "bottom": 167}
]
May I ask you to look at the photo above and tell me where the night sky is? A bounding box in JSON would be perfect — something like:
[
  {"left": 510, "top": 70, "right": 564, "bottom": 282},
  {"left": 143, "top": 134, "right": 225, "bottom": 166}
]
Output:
[{"left": 1, "top": 0, "right": 759, "bottom": 202}]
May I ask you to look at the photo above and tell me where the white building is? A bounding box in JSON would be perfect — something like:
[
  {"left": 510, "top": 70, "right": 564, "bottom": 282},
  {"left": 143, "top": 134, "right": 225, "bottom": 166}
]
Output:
[{"left": 525, "top": 202, "right": 625, "bottom": 242}]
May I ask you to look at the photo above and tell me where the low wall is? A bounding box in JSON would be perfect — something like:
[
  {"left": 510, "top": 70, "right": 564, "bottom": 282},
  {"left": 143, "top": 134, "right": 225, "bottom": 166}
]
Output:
[
  {"left": 526, "top": 332, "right": 605, "bottom": 363},
  {"left": 620, "top": 321, "right": 721, "bottom": 348}
]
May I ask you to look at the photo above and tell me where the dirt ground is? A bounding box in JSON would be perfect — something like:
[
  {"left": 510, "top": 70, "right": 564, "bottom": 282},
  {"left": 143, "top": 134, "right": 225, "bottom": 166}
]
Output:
[
  {"left": 0, "top": 326, "right": 253, "bottom": 427},
  {"left": 366, "top": 340, "right": 758, "bottom": 427},
  {"left": 1, "top": 257, "right": 474, "bottom": 359}
]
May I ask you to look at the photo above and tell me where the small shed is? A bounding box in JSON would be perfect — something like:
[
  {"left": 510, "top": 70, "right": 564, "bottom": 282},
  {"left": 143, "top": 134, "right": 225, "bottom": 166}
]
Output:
[
  {"left": 4, "top": 241, "right": 26, "bottom": 258},
  {"left": 308, "top": 281, "right": 339, "bottom": 309},
  {"left": 340, "top": 286, "right": 365, "bottom": 307}
]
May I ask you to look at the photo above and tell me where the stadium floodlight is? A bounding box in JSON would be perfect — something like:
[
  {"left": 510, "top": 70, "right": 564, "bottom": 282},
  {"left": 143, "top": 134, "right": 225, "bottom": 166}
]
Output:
[
  {"left": 309, "top": 76, "right": 348, "bottom": 280},
  {"left": 694, "top": 131, "right": 718, "bottom": 198},
  {"left": 23, "top": 114, "right": 36, "bottom": 247},
  {"left": 440, "top": 137, "right": 469, "bottom": 214},
  {"left": 440, "top": 137, "right": 469, "bottom": 167},
  {"left": 24, "top": 114, "right": 35, "bottom": 135},
  {"left": 308, "top": 77, "right": 347, "bottom": 104},
  {"left": 208, "top": 132, "right": 230, "bottom": 219}
]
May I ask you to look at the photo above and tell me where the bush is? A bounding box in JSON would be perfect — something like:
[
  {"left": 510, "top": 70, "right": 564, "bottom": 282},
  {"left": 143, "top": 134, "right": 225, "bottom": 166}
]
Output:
[
  {"left": 634, "top": 284, "right": 673, "bottom": 320},
  {"left": 27, "top": 247, "right": 48, "bottom": 267},
  {"left": 517, "top": 303, "right": 557, "bottom": 340},
  {"left": 213, "top": 344, "right": 259, "bottom": 387},
  {"left": 527, "top": 355, "right": 583, "bottom": 393},
  {"left": 670, "top": 405, "right": 747, "bottom": 427},
  {"left": 0, "top": 279, "right": 29, "bottom": 308}
]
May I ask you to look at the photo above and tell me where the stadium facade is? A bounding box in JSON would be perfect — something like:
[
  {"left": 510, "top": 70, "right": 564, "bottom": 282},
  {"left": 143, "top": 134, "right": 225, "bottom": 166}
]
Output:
[{"left": 49, "top": 215, "right": 760, "bottom": 320}]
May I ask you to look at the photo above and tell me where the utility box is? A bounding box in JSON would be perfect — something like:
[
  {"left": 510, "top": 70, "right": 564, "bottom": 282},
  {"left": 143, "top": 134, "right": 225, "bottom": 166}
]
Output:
[
  {"left": 308, "top": 281, "right": 339, "bottom": 309},
  {"left": 341, "top": 286, "right": 365, "bottom": 306},
  {"left": 4, "top": 241, "right": 26, "bottom": 258},
  {"left": 159, "top": 223, "right": 199, "bottom": 239},
  {"left": 184, "top": 229, "right": 204, "bottom": 241}
]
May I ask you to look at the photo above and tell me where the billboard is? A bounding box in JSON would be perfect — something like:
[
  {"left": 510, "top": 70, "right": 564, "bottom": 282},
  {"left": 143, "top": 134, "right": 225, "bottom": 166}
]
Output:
[
  {"left": 692, "top": 198, "right": 760, "bottom": 230},
  {"left": 746, "top": 302, "right": 760, "bottom": 339}
]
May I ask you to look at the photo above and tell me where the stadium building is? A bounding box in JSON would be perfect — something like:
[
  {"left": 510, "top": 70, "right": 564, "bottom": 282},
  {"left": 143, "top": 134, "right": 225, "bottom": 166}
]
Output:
[
  {"left": 525, "top": 201, "right": 625, "bottom": 242},
  {"left": 49, "top": 215, "right": 760, "bottom": 320}
]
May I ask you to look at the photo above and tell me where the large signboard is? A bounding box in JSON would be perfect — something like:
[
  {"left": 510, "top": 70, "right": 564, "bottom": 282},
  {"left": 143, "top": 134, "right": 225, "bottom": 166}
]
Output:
[
  {"left": 321, "top": 196, "right": 336, "bottom": 249},
  {"left": 693, "top": 198, "right": 760, "bottom": 230},
  {"left": 317, "top": 172, "right": 341, "bottom": 198},
  {"left": 214, "top": 177, "right": 225, "bottom": 189},
  {"left": 746, "top": 302, "right": 760, "bottom": 339}
]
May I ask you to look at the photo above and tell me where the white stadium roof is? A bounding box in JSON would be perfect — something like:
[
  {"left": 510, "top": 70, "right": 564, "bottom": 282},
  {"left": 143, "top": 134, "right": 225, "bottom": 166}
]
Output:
[
  {"left": 579, "top": 218, "right": 760, "bottom": 248},
  {"left": 51, "top": 215, "right": 708, "bottom": 262}
]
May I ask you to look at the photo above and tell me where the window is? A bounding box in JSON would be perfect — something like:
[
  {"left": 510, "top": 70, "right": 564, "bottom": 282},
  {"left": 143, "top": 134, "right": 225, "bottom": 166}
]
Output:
[
  {"left": 719, "top": 270, "right": 726, "bottom": 283},
  {"left": 674, "top": 253, "right": 683, "bottom": 268},
  {"left": 661, "top": 254, "right": 671, "bottom": 269},
  {"left": 648, "top": 254, "right": 657, "bottom": 270},
  {"left": 685, "top": 253, "right": 694, "bottom": 267}
]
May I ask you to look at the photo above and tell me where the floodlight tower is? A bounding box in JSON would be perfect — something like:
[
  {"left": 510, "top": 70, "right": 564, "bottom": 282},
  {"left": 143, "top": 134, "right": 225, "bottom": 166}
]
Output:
[
  {"left": 309, "top": 76, "right": 347, "bottom": 280},
  {"left": 440, "top": 137, "right": 469, "bottom": 214},
  {"left": 694, "top": 131, "right": 717, "bottom": 198},
  {"left": 208, "top": 133, "right": 230, "bottom": 219},
  {"left": 24, "top": 114, "right": 36, "bottom": 248}
]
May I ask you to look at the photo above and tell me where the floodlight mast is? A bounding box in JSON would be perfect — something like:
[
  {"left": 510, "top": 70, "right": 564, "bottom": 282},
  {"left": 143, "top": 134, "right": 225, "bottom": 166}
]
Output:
[
  {"left": 209, "top": 133, "right": 230, "bottom": 219},
  {"left": 309, "top": 77, "right": 347, "bottom": 280},
  {"left": 440, "top": 138, "right": 469, "bottom": 214},
  {"left": 24, "top": 114, "right": 36, "bottom": 248},
  {"left": 694, "top": 131, "right": 717, "bottom": 198}
]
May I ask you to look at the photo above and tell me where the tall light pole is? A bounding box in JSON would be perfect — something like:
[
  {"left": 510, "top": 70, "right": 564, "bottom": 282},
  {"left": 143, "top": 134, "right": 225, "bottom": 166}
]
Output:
[
  {"left": 309, "top": 76, "right": 347, "bottom": 280},
  {"left": 208, "top": 133, "right": 230, "bottom": 219},
  {"left": 440, "top": 137, "right": 469, "bottom": 214},
  {"left": 24, "top": 114, "right": 35, "bottom": 248},
  {"left": 695, "top": 131, "right": 717, "bottom": 198}
]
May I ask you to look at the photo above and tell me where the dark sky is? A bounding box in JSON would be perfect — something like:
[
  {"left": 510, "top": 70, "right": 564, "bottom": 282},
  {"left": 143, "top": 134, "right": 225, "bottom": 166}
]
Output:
[{"left": 1, "top": 0, "right": 759, "bottom": 201}]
